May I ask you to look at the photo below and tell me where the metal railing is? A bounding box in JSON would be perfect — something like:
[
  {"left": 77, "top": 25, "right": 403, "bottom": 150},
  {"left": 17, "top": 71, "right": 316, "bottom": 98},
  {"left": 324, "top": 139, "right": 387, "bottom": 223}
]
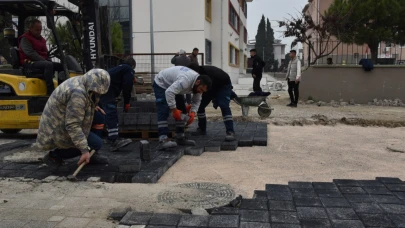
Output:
[{"left": 305, "top": 41, "right": 405, "bottom": 65}]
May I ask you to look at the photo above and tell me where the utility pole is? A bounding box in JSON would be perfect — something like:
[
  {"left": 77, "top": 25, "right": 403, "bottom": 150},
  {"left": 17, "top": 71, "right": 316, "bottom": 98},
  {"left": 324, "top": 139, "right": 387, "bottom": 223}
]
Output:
[{"left": 150, "top": 0, "right": 155, "bottom": 81}]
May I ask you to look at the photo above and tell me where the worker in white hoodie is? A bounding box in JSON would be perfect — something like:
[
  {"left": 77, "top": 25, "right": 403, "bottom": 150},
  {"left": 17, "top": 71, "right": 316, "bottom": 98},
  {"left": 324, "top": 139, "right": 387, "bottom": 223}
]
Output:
[{"left": 153, "top": 66, "right": 212, "bottom": 149}]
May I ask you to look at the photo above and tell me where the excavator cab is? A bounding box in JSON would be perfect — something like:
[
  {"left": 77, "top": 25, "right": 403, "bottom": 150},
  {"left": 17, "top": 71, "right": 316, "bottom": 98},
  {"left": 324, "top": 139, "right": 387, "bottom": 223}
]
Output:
[{"left": 0, "top": 0, "right": 85, "bottom": 133}]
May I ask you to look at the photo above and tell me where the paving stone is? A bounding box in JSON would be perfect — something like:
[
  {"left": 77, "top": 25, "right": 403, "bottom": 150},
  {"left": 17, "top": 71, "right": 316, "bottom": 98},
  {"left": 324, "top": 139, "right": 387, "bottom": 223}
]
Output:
[
  {"left": 379, "top": 203, "right": 405, "bottom": 214},
  {"left": 132, "top": 172, "right": 158, "bottom": 183},
  {"left": 24, "top": 171, "right": 51, "bottom": 180},
  {"left": 21, "top": 164, "right": 41, "bottom": 170},
  {"left": 362, "top": 186, "right": 392, "bottom": 195},
  {"left": 119, "top": 160, "right": 142, "bottom": 173},
  {"left": 315, "top": 189, "right": 343, "bottom": 198},
  {"left": 146, "top": 226, "right": 174, "bottom": 228},
  {"left": 149, "top": 213, "right": 181, "bottom": 226},
  {"left": 351, "top": 203, "right": 384, "bottom": 214},
  {"left": 108, "top": 206, "right": 132, "bottom": 220},
  {"left": 253, "top": 137, "right": 267, "bottom": 146},
  {"left": 178, "top": 215, "right": 209, "bottom": 227},
  {"left": 238, "top": 135, "right": 253, "bottom": 147},
  {"left": 330, "top": 220, "right": 365, "bottom": 228},
  {"left": 0, "top": 140, "right": 32, "bottom": 152},
  {"left": 288, "top": 181, "right": 313, "bottom": 189},
  {"left": 239, "top": 222, "right": 270, "bottom": 228},
  {"left": 220, "top": 141, "right": 238, "bottom": 151},
  {"left": 326, "top": 208, "right": 358, "bottom": 220},
  {"left": 204, "top": 142, "right": 221, "bottom": 152},
  {"left": 253, "top": 190, "right": 268, "bottom": 199},
  {"left": 333, "top": 179, "right": 360, "bottom": 187},
  {"left": 357, "top": 213, "right": 396, "bottom": 227},
  {"left": 115, "top": 173, "right": 137, "bottom": 183},
  {"left": 339, "top": 187, "right": 366, "bottom": 194},
  {"left": 300, "top": 219, "right": 332, "bottom": 228},
  {"left": 240, "top": 199, "right": 268, "bottom": 210},
  {"left": 120, "top": 212, "right": 153, "bottom": 226},
  {"left": 267, "top": 191, "right": 293, "bottom": 201},
  {"left": 2, "top": 163, "right": 29, "bottom": 170},
  {"left": 296, "top": 207, "right": 328, "bottom": 219},
  {"left": 294, "top": 197, "right": 322, "bottom": 207},
  {"left": 270, "top": 211, "right": 299, "bottom": 224},
  {"left": 268, "top": 200, "right": 296, "bottom": 211},
  {"left": 357, "top": 180, "right": 386, "bottom": 187},
  {"left": 140, "top": 140, "right": 151, "bottom": 161},
  {"left": 388, "top": 214, "right": 405, "bottom": 227},
  {"left": 239, "top": 210, "right": 269, "bottom": 223},
  {"left": 371, "top": 194, "right": 403, "bottom": 204},
  {"left": 208, "top": 215, "right": 239, "bottom": 227},
  {"left": 376, "top": 177, "right": 403, "bottom": 184},
  {"left": 184, "top": 147, "right": 204, "bottom": 156},
  {"left": 271, "top": 225, "right": 300, "bottom": 228},
  {"left": 343, "top": 194, "right": 374, "bottom": 203},
  {"left": 290, "top": 188, "right": 317, "bottom": 198},
  {"left": 210, "top": 207, "right": 239, "bottom": 215},
  {"left": 265, "top": 184, "right": 290, "bottom": 192},
  {"left": 394, "top": 192, "right": 405, "bottom": 200},
  {"left": 385, "top": 184, "right": 405, "bottom": 192},
  {"left": 320, "top": 197, "right": 351, "bottom": 208}
]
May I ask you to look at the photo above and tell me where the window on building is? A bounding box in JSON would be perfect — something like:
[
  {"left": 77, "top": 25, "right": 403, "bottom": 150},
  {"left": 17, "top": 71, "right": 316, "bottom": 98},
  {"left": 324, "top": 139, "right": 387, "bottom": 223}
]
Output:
[
  {"left": 205, "top": 0, "right": 212, "bottom": 22},
  {"left": 205, "top": 39, "right": 212, "bottom": 64},
  {"left": 244, "top": 54, "right": 247, "bottom": 69},
  {"left": 244, "top": 1, "right": 247, "bottom": 18},
  {"left": 244, "top": 27, "right": 247, "bottom": 44},
  {"left": 229, "top": 1, "right": 240, "bottom": 34},
  {"left": 229, "top": 43, "right": 239, "bottom": 66},
  {"left": 240, "top": 0, "right": 245, "bottom": 13}
]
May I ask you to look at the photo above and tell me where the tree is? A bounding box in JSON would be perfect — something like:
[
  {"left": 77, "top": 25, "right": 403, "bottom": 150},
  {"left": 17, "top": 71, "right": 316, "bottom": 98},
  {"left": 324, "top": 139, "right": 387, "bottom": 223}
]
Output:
[
  {"left": 264, "top": 18, "right": 275, "bottom": 72},
  {"left": 49, "top": 22, "right": 83, "bottom": 63},
  {"left": 272, "top": 59, "right": 279, "bottom": 72},
  {"left": 255, "top": 15, "right": 266, "bottom": 60},
  {"left": 326, "top": 0, "right": 405, "bottom": 63},
  {"left": 111, "top": 22, "right": 124, "bottom": 54}
]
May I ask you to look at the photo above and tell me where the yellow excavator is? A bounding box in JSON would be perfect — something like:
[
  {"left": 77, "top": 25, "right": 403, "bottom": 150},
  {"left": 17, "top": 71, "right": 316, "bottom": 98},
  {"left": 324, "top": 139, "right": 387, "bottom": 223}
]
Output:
[{"left": 0, "top": 0, "right": 110, "bottom": 133}]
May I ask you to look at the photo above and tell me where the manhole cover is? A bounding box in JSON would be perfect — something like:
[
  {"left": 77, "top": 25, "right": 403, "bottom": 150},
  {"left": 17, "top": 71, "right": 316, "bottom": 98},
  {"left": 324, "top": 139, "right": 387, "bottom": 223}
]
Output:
[{"left": 158, "top": 182, "right": 235, "bottom": 209}]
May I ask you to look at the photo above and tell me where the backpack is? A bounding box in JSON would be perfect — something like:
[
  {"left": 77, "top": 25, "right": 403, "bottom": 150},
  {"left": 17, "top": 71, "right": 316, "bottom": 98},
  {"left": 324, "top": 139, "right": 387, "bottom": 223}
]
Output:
[{"left": 359, "top": 59, "right": 374, "bottom": 72}]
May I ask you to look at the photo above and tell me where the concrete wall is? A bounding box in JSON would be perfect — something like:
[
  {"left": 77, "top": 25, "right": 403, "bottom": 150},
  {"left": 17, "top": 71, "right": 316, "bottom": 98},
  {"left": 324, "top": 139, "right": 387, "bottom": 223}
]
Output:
[{"left": 300, "top": 66, "right": 405, "bottom": 103}]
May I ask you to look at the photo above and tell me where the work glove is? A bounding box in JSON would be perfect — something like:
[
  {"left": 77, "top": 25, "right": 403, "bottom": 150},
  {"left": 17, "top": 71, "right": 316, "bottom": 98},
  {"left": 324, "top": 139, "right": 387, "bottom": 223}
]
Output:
[
  {"left": 186, "top": 104, "right": 192, "bottom": 114},
  {"left": 172, "top": 109, "right": 182, "bottom": 121},
  {"left": 187, "top": 112, "right": 195, "bottom": 126},
  {"left": 124, "top": 104, "right": 130, "bottom": 113}
]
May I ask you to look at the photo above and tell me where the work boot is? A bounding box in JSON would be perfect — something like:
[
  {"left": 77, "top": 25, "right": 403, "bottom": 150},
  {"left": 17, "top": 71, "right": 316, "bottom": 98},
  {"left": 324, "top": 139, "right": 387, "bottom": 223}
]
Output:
[
  {"left": 286, "top": 103, "right": 294, "bottom": 107},
  {"left": 192, "top": 128, "right": 207, "bottom": 136},
  {"left": 225, "top": 132, "right": 235, "bottom": 142},
  {"left": 89, "top": 153, "right": 109, "bottom": 164},
  {"left": 110, "top": 138, "right": 133, "bottom": 152},
  {"left": 157, "top": 139, "right": 178, "bottom": 150},
  {"left": 43, "top": 152, "right": 65, "bottom": 168},
  {"left": 291, "top": 103, "right": 298, "bottom": 108},
  {"left": 176, "top": 134, "right": 196, "bottom": 146}
]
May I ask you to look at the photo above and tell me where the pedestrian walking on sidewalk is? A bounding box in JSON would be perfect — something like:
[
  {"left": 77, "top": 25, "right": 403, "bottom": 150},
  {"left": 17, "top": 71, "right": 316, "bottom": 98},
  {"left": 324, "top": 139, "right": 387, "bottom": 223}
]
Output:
[
  {"left": 250, "top": 49, "right": 265, "bottom": 92},
  {"left": 286, "top": 50, "right": 301, "bottom": 108}
]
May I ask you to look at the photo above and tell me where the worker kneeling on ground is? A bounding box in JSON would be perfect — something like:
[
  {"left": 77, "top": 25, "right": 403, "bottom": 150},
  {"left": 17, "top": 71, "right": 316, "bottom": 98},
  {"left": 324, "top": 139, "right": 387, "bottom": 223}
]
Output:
[
  {"left": 99, "top": 57, "right": 136, "bottom": 151},
  {"left": 35, "top": 69, "right": 111, "bottom": 168},
  {"left": 187, "top": 63, "right": 236, "bottom": 141},
  {"left": 153, "top": 66, "right": 212, "bottom": 150}
]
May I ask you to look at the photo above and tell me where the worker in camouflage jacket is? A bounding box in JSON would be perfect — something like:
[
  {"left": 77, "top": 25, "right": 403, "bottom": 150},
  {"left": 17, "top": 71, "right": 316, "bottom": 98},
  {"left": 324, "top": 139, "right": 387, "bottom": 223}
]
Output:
[{"left": 35, "top": 69, "right": 111, "bottom": 168}]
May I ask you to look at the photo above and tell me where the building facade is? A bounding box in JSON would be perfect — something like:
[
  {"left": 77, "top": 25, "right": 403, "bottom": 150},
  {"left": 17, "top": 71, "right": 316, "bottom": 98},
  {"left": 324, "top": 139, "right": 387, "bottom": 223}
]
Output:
[
  {"left": 132, "top": 0, "right": 253, "bottom": 83},
  {"left": 246, "top": 39, "right": 286, "bottom": 71}
]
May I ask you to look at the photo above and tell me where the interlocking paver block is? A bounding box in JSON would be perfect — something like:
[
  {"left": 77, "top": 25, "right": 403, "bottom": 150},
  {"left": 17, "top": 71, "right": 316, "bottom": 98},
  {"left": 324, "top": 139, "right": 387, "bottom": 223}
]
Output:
[
  {"left": 312, "top": 182, "right": 338, "bottom": 190},
  {"left": 149, "top": 213, "right": 181, "bottom": 226},
  {"left": 240, "top": 199, "right": 268, "bottom": 210},
  {"left": 385, "top": 184, "right": 405, "bottom": 192},
  {"left": 320, "top": 197, "right": 351, "bottom": 208},
  {"left": 239, "top": 222, "right": 270, "bottom": 228},
  {"left": 371, "top": 194, "right": 402, "bottom": 204},
  {"left": 239, "top": 210, "right": 269, "bottom": 223},
  {"left": 357, "top": 180, "right": 386, "bottom": 187},
  {"left": 376, "top": 177, "right": 403, "bottom": 184},
  {"left": 351, "top": 203, "right": 384, "bottom": 214},
  {"left": 271, "top": 225, "right": 300, "bottom": 228},
  {"left": 288, "top": 182, "right": 313, "bottom": 189},
  {"left": 330, "top": 220, "right": 365, "bottom": 228},
  {"left": 178, "top": 215, "right": 209, "bottom": 227},
  {"left": 184, "top": 147, "right": 204, "bottom": 156},
  {"left": 119, "top": 160, "right": 142, "bottom": 173},
  {"left": 333, "top": 179, "right": 360, "bottom": 187},
  {"left": 362, "top": 186, "right": 392, "bottom": 195},
  {"left": 131, "top": 172, "right": 158, "bottom": 183},
  {"left": 357, "top": 213, "right": 396, "bottom": 227},
  {"left": 211, "top": 207, "right": 239, "bottom": 215},
  {"left": 326, "top": 208, "right": 358, "bottom": 220},
  {"left": 265, "top": 184, "right": 290, "bottom": 192},
  {"left": 339, "top": 187, "right": 366, "bottom": 194},
  {"left": 394, "top": 192, "right": 405, "bottom": 200},
  {"left": 296, "top": 207, "right": 328, "bottom": 219},
  {"left": 291, "top": 188, "right": 317, "bottom": 198},
  {"left": 221, "top": 141, "right": 238, "bottom": 151},
  {"left": 343, "top": 194, "right": 373, "bottom": 203},
  {"left": 208, "top": 215, "right": 239, "bottom": 227},
  {"left": 267, "top": 191, "right": 293, "bottom": 201},
  {"left": 315, "top": 189, "right": 343, "bottom": 198},
  {"left": 300, "top": 219, "right": 332, "bottom": 228},
  {"left": 270, "top": 211, "right": 299, "bottom": 224},
  {"left": 388, "top": 214, "right": 405, "bottom": 227},
  {"left": 253, "top": 190, "right": 268, "bottom": 199},
  {"left": 379, "top": 203, "right": 405, "bottom": 214},
  {"left": 108, "top": 207, "right": 132, "bottom": 221},
  {"left": 294, "top": 197, "right": 322, "bottom": 207},
  {"left": 268, "top": 200, "right": 296, "bottom": 211}
]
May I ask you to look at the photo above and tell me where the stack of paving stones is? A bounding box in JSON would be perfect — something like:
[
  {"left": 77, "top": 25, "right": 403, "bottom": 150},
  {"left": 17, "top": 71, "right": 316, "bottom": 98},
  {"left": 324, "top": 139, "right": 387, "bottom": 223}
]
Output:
[{"left": 115, "top": 177, "right": 405, "bottom": 227}]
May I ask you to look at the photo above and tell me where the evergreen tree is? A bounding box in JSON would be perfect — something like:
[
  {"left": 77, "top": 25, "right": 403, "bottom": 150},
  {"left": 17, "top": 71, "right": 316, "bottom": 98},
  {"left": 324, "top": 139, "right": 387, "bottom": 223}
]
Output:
[
  {"left": 264, "top": 18, "right": 275, "bottom": 72},
  {"left": 254, "top": 15, "right": 266, "bottom": 60},
  {"left": 111, "top": 22, "right": 124, "bottom": 54}
]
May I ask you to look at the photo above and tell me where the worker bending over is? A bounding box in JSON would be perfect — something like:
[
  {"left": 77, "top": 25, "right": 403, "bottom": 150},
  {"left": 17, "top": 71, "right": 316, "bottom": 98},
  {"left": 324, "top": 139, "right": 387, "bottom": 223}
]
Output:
[
  {"left": 99, "top": 57, "right": 136, "bottom": 151},
  {"left": 35, "top": 69, "right": 111, "bottom": 168},
  {"left": 188, "top": 63, "right": 236, "bottom": 141},
  {"left": 153, "top": 66, "right": 212, "bottom": 149}
]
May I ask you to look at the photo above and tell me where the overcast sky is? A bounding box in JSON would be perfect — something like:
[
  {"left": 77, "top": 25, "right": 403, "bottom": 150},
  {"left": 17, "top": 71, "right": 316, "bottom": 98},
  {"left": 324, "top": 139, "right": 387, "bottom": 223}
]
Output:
[{"left": 247, "top": 0, "right": 308, "bottom": 51}]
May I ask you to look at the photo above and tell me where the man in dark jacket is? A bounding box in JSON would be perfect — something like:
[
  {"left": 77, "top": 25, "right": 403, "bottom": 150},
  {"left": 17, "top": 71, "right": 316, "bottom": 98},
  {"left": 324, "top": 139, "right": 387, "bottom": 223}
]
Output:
[
  {"left": 250, "top": 49, "right": 265, "bottom": 92},
  {"left": 188, "top": 63, "right": 235, "bottom": 141},
  {"left": 171, "top": 49, "right": 191, "bottom": 67},
  {"left": 189, "top": 48, "right": 199, "bottom": 65},
  {"left": 99, "top": 57, "right": 136, "bottom": 151}
]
